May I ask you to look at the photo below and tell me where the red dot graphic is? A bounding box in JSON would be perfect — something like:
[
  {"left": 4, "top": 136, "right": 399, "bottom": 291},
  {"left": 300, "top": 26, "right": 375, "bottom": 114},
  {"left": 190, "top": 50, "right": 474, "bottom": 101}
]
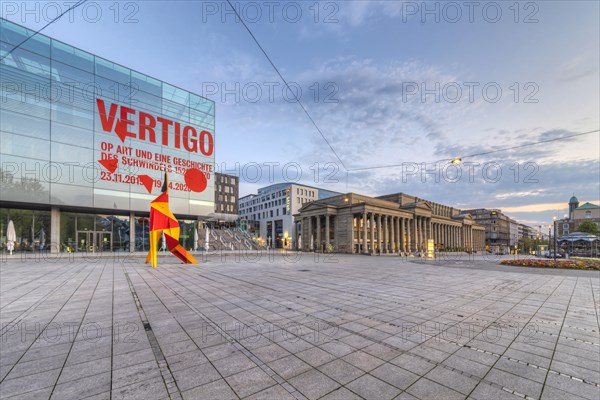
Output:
[{"left": 184, "top": 168, "right": 207, "bottom": 193}]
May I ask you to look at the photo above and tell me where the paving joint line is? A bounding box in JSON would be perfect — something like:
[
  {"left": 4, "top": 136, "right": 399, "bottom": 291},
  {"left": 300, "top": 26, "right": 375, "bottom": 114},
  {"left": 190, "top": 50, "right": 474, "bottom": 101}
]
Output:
[{"left": 123, "top": 269, "right": 183, "bottom": 400}]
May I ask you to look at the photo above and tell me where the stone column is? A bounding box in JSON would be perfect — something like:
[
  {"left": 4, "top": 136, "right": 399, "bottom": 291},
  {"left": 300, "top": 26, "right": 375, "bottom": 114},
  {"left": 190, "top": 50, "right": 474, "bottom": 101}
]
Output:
[
  {"left": 411, "top": 217, "right": 416, "bottom": 252},
  {"left": 406, "top": 218, "right": 413, "bottom": 252},
  {"left": 391, "top": 216, "right": 396, "bottom": 253},
  {"left": 356, "top": 214, "right": 360, "bottom": 253},
  {"left": 377, "top": 214, "right": 382, "bottom": 253},
  {"left": 316, "top": 216, "right": 321, "bottom": 252},
  {"left": 325, "top": 214, "right": 330, "bottom": 252},
  {"left": 470, "top": 226, "right": 473, "bottom": 251},
  {"left": 443, "top": 225, "right": 447, "bottom": 247},
  {"left": 51, "top": 206, "right": 60, "bottom": 254},
  {"left": 308, "top": 217, "right": 313, "bottom": 251},
  {"left": 370, "top": 213, "right": 375, "bottom": 254},
  {"left": 428, "top": 219, "right": 432, "bottom": 243},
  {"left": 383, "top": 216, "right": 388, "bottom": 253},
  {"left": 396, "top": 217, "right": 401, "bottom": 253},
  {"left": 395, "top": 217, "right": 400, "bottom": 253},
  {"left": 402, "top": 218, "right": 407, "bottom": 252},
  {"left": 422, "top": 218, "right": 427, "bottom": 250},
  {"left": 453, "top": 226, "right": 456, "bottom": 247},
  {"left": 410, "top": 218, "right": 414, "bottom": 252},
  {"left": 423, "top": 218, "right": 427, "bottom": 249},
  {"left": 361, "top": 211, "right": 367, "bottom": 254},
  {"left": 452, "top": 226, "right": 455, "bottom": 247},
  {"left": 419, "top": 217, "right": 424, "bottom": 250}
]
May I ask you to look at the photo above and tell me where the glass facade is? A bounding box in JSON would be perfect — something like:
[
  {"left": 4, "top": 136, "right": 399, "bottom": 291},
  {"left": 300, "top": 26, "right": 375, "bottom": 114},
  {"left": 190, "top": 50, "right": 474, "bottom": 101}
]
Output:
[
  {"left": 0, "top": 208, "right": 50, "bottom": 252},
  {"left": 0, "top": 18, "right": 215, "bottom": 216}
]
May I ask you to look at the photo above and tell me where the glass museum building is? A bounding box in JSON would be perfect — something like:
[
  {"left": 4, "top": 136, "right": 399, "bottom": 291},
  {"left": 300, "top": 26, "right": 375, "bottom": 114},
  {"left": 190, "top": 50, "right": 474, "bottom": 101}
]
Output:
[{"left": 0, "top": 18, "right": 216, "bottom": 254}]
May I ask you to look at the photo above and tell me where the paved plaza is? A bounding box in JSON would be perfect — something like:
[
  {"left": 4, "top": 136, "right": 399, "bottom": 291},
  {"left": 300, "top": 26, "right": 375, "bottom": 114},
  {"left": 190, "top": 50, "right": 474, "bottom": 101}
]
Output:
[{"left": 0, "top": 253, "right": 599, "bottom": 400}]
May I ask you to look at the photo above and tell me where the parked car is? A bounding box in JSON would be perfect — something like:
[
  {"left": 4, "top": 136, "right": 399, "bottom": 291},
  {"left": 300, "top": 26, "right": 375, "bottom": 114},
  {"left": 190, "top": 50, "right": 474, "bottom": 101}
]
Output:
[{"left": 545, "top": 252, "right": 563, "bottom": 259}]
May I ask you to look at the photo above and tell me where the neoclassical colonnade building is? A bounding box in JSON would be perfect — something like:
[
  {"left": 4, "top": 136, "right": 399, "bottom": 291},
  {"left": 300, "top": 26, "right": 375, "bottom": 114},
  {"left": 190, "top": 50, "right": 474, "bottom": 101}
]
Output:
[{"left": 294, "top": 192, "right": 485, "bottom": 254}]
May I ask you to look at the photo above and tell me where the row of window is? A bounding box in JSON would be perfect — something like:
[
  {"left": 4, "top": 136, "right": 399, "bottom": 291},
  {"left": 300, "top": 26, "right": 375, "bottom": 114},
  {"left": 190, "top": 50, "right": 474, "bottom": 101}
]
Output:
[
  {"left": 240, "top": 197, "right": 286, "bottom": 214},
  {"left": 217, "top": 175, "right": 237, "bottom": 185},
  {"left": 217, "top": 185, "right": 235, "bottom": 194},
  {"left": 240, "top": 186, "right": 319, "bottom": 209},
  {"left": 241, "top": 207, "right": 287, "bottom": 221},
  {"left": 240, "top": 194, "right": 317, "bottom": 215},
  {"left": 297, "top": 188, "right": 315, "bottom": 197},
  {"left": 217, "top": 194, "right": 236, "bottom": 203},
  {"left": 216, "top": 204, "right": 236, "bottom": 213}
]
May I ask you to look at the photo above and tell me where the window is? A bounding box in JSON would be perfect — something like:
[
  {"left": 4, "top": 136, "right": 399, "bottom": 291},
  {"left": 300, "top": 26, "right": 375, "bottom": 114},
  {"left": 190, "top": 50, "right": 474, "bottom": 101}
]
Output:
[
  {"left": 276, "top": 209, "right": 279, "bottom": 216},
  {"left": 585, "top": 211, "right": 592, "bottom": 219},
  {"left": 283, "top": 208, "right": 286, "bottom": 215},
  {"left": 563, "top": 223, "right": 569, "bottom": 229}
]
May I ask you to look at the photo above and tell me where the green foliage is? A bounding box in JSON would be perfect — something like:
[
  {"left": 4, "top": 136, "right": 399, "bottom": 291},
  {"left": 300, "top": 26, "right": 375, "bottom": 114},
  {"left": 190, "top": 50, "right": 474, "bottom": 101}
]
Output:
[{"left": 575, "top": 221, "right": 600, "bottom": 235}]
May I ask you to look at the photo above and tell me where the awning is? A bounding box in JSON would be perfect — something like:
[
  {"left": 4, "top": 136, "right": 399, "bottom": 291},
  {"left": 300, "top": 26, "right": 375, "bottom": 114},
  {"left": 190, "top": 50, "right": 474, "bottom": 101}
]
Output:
[{"left": 206, "top": 213, "right": 239, "bottom": 222}]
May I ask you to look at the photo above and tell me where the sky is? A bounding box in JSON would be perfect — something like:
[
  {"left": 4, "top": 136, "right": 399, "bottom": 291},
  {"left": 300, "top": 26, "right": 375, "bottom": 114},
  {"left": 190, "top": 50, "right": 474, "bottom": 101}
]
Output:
[{"left": 3, "top": 0, "right": 599, "bottom": 228}]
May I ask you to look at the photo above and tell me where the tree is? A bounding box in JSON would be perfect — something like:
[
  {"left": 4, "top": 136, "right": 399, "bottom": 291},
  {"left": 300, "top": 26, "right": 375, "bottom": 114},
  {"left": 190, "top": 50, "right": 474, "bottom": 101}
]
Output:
[{"left": 575, "top": 221, "right": 600, "bottom": 235}]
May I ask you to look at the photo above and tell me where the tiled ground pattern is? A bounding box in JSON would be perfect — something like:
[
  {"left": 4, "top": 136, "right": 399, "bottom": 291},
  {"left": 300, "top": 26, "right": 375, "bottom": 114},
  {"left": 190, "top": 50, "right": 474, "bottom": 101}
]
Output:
[{"left": 0, "top": 254, "right": 598, "bottom": 399}]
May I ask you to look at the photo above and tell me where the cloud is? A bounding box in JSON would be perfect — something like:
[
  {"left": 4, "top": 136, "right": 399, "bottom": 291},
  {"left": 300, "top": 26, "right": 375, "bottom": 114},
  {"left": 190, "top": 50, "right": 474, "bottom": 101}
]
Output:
[
  {"left": 500, "top": 202, "right": 572, "bottom": 213},
  {"left": 558, "top": 55, "right": 599, "bottom": 83}
]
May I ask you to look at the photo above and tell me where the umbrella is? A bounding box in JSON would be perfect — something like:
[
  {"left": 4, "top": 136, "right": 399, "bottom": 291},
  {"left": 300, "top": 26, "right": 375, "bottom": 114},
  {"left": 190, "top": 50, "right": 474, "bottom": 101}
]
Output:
[
  {"left": 161, "top": 231, "right": 166, "bottom": 252},
  {"left": 194, "top": 227, "right": 198, "bottom": 251},
  {"left": 7, "top": 220, "right": 16, "bottom": 255},
  {"left": 205, "top": 227, "right": 210, "bottom": 251},
  {"left": 39, "top": 227, "right": 46, "bottom": 248}
]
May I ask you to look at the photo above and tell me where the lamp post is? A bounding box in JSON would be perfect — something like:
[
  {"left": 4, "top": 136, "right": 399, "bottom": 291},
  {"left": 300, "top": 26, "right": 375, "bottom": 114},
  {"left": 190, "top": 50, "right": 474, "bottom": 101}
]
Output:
[
  {"left": 553, "top": 216, "right": 557, "bottom": 262},
  {"left": 548, "top": 225, "right": 552, "bottom": 258}
]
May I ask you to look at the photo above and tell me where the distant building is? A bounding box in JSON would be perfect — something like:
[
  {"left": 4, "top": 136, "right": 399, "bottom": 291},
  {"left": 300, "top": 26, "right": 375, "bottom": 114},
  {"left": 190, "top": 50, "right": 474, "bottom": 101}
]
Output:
[
  {"left": 295, "top": 192, "right": 485, "bottom": 254},
  {"left": 238, "top": 183, "right": 340, "bottom": 248},
  {"left": 519, "top": 224, "right": 540, "bottom": 240},
  {"left": 508, "top": 218, "right": 519, "bottom": 249},
  {"left": 460, "top": 209, "right": 511, "bottom": 253},
  {"left": 557, "top": 195, "right": 600, "bottom": 237},
  {"left": 213, "top": 173, "right": 239, "bottom": 219}
]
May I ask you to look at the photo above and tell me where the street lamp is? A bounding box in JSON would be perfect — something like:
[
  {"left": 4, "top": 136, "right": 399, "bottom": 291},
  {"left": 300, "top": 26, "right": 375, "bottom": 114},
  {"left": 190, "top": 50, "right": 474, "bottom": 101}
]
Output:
[{"left": 553, "top": 216, "right": 557, "bottom": 263}]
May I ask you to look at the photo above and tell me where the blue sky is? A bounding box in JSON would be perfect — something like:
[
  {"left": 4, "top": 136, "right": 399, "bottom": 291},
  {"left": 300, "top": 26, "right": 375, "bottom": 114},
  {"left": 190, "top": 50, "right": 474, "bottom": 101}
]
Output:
[{"left": 4, "top": 0, "right": 599, "bottom": 227}]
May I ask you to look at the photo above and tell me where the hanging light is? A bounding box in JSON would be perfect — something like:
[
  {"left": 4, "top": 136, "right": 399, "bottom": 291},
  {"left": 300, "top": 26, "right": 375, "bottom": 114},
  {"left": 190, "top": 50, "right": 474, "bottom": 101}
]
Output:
[{"left": 451, "top": 157, "right": 462, "bottom": 164}]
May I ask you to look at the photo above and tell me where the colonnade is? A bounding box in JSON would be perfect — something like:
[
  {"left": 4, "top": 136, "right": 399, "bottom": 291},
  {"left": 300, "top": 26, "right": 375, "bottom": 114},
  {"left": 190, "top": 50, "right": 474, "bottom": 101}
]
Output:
[{"left": 296, "top": 212, "right": 485, "bottom": 253}]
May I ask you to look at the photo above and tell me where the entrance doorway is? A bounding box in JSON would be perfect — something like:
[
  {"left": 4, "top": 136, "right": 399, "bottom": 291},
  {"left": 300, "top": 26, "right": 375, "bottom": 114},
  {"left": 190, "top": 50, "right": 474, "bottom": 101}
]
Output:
[{"left": 76, "top": 230, "right": 113, "bottom": 252}]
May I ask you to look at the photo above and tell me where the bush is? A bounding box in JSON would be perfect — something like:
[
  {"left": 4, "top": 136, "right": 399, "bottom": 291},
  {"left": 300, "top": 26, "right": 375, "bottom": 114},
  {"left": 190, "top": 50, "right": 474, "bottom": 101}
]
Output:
[{"left": 500, "top": 259, "right": 600, "bottom": 270}]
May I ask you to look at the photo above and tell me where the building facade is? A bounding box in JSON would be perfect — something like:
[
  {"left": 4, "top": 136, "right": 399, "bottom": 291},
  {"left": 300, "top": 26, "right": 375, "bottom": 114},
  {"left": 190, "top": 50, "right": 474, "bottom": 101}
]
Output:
[
  {"left": 214, "top": 173, "right": 239, "bottom": 216},
  {"left": 508, "top": 218, "right": 519, "bottom": 249},
  {"left": 0, "top": 19, "right": 215, "bottom": 254},
  {"left": 461, "top": 209, "right": 511, "bottom": 253},
  {"left": 557, "top": 195, "right": 600, "bottom": 237},
  {"left": 238, "top": 183, "right": 340, "bottom": 248},
  {"left": 294, "top": 193, "right": 485, "bottom": 254}
]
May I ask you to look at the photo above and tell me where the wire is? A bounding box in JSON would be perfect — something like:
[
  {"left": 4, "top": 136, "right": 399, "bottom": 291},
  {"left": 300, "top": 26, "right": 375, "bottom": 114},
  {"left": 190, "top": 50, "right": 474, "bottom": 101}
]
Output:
[
  {"left": 347, "top": 129, "right": 600, "bottom": 172},
  {"left": 223, "top": 0, "right": 347, "bottom": 171},
  {"left": 461, "top": 129, "right": 599, "bottom": 160},
  {"left": 0, "top": 0, "right": 88, "bottom": 63}
]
